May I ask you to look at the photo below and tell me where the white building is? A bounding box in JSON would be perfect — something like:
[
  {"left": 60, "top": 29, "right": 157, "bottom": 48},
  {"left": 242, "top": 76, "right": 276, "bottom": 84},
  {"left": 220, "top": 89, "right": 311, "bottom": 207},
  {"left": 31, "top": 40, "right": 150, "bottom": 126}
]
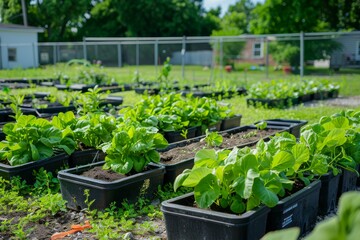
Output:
[{"left": 0, "top": 23, "right": 43, "bottom": 69}]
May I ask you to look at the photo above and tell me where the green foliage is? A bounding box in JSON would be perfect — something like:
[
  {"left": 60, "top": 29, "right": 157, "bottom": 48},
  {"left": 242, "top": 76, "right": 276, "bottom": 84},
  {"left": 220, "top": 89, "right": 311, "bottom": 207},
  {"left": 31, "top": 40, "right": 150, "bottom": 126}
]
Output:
[
  {"left": 74, "top": 86, "right": 108, "bottom": 115},
  {"left": 120, "top": 93, "right": 233, "bottom": 134},
  {"left": 74, "top": 113, "right": 117, "bottom": 149},
  {"left": 262, "top": 192, "right": 360, "bottom": 240},
  {"left": 100, "top": 122, "right": 168, "bottom": 174},
  {"left": 247, "top": 79, "right": 340, "bottom": 100},
  {"left": 0, "top": 115, "right": 76, "bottom": 166},
  {"left": 301, "top": 110, "right": 360, "bottom": 175},
  {"left": 200, "top": 129, "right": 223, "bottom": 147}
]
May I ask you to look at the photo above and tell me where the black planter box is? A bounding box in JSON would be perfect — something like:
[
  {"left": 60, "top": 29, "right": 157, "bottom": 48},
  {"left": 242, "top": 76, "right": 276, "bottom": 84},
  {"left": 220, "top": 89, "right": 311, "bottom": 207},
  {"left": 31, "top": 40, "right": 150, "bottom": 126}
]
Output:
[
  {"left": 254, "top": 119, "right": 308, "bottom": 138},
  {"left": 163, "top": 127, "right": 198, "bottom": 143},
  {"left": 134, "top": 87, "right": 160, "bottom": 95},
  {"left": 299, "top": 93, "right": 312, "bottom": 102},
  {"left": 196, "top": 121, "right": 222, "bottom": 136},
  {"left": 337, "top": 168, "right": 358, "bottom": 198},
  {"left": 58, "top": 161, "right": 165, "bottom": 210},
  {"left": 220, "top": 114, "right": 242, "bottom": 131},
  {"left": 68, "top": 149, "right": 106, "bottom": 168},
  {"left": 158, "top": 125, "right": 289, "bottom": 184},
  {"left": 161, "top": 193, "right": 270, "bottom": 240},
  {"left": 246, "top": 98, "right": 287, "bottom": 109},
  {"left": 266, "top": 180, "right": 321, "bottom": 235},
  {"left": 318, "top": 171, "right": 341, "bottom": 215},
  {"left": 328, "top": 89, "right": 339, "bottom": 98},
  {"left": 0, "top": 153, "right": 69, "bottom": 184}
]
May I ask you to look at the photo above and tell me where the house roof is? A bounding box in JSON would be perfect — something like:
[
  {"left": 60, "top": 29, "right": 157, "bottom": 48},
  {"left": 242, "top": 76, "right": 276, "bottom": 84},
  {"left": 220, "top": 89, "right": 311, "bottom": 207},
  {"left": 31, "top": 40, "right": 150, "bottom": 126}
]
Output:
[{"left": 0, "top": 23, "right": 43, "bottom": 32}]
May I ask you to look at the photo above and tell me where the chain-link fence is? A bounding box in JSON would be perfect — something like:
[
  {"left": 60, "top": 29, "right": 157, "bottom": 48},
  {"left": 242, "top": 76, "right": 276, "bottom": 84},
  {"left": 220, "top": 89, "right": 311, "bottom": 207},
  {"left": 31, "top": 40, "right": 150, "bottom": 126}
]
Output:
[{"left": 2, "top": 31, "right": 360, "bottom": 81}]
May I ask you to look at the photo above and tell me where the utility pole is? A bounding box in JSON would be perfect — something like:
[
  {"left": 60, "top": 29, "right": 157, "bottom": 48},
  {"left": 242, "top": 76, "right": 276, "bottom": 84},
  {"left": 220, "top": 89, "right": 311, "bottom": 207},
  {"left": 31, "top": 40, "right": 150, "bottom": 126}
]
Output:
[{"left": 21, "top": 0, "right": 28, "bottom": 26}]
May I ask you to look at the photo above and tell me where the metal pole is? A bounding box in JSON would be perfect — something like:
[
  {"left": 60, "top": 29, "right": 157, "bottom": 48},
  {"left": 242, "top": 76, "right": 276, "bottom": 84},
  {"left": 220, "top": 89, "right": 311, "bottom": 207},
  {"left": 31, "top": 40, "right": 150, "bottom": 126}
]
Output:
[
  {"left": 220, "top": 37, "right": 223, "bottom": 79},
  {"left": 300, "top": 31, "right": 304, "bottom": 79},
  {"left": 182, "top": 36, "right": 186, "bottom": 80},
  {"left": 117, "top": 44, "right": 122, "bottom": 67},
  {"left": 154, "top": 40, "right": 158, "bottom": 76},
  {"left": 21, "top": 0, "right": 28, "bottom": 26},
  {"left": 83, "top": 38, "right": 87, "bottom": 61},
  {"left": 136, "top": 41, "right": 139, "bottom": 71},
  {"left": 32, "top": 43, "right": 36, "bottom": 67},
  {"left": 265, "top": 37, "right": 269, "bottom": 79},
  {"left": 53, "top": 44, "right": 56, "bottom": 64}
]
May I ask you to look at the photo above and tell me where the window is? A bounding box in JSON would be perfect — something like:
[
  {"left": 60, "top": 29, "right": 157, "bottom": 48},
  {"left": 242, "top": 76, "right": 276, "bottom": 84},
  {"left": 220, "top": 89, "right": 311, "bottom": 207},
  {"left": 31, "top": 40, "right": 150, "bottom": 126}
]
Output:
[
  {"left": 8, "top": 48, "right": 16, "bottom": 62},
  {"left": 357, "top": 41, "right": 360, "bottom": 58},
  {"left": 253, "top": 42, "right": 263, "bottom": 58}
]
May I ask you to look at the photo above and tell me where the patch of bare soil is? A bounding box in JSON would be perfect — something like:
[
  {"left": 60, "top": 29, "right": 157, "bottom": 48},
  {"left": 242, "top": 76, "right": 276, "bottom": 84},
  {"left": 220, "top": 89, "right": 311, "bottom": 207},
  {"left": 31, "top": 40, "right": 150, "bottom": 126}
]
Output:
[
  {"left": 160, "top": 129, "right": 281, "bottom": 164},
  {"left": 80, "top": 166, "right": 126, "bottom": 181}
]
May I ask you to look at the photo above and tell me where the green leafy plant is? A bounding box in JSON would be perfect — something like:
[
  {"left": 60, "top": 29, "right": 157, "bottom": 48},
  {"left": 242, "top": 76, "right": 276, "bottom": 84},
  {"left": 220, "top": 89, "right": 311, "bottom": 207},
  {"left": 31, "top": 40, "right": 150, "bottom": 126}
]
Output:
[
  {"left": 300, "top": 112, "right": 360, "bottom": 176},
  {"left": 74, "top": 113, "right": 117, "bottom": 149},
  {"left": 200, "top": 129, "right": 223, "bottom": 147},
  {"left": 100, "top": 122, "right": 168, "bottom": 174},
  {"left": 74, "top": 86, "right": 108, "bottom": 115},
  {"left": 0, "top": 115, "right": 76, "bottom": 166}
]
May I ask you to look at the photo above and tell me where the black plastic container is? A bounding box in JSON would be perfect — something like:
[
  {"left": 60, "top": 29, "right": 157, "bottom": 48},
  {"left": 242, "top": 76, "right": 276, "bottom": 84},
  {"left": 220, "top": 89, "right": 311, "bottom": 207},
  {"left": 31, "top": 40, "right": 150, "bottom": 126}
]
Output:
[
  {"left": 266, "top": 180, "right": 321, "bottom": 236},
  {"left": 246, "top": 98, "right": 287, "bottom": 109},
  {"left": 68, "top": 149, "right": 106, "bottom": 168},
  {"left": 0, "top": 153, "right": 69, "bottom": 184},
  {"left": 161, "top": 193, "right": 270, "bottom": 240},
  {"left": 159, "top": 125, "right": 289, "bottom": 184},
  {"left": 220, "top": 114, "right": 242, "bottom": 131},
  {"left": 163, "top": 127, "right": 197, "bottom": 143},
  {"left": 58, "top": 161, "right": 165, "bottom": 210},
  {"left": 337, "top": 168, "right": 358, "bottom": 198},
  {"left": 318, "top": 171, "right": 341, "bottom": 215},
  {"left": 254, "top": 119, "right": 308, "bottom": 138}
]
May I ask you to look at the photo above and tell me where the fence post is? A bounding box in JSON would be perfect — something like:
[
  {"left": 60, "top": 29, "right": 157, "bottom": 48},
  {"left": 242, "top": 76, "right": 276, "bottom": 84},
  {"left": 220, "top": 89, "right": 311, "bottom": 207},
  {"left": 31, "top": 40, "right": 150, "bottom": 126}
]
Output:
[
  {"left": 32, "top": 43, "right": 36, "bottom": 68},
  {"left": 155, "top": 39, "right": 158, "bottom": 76},
  {"left": 220, "top": 37, "right": 223, "bottom": 79},
  {"left": 300, "top": 31, "right": 304, "bottom": 79},
  {"left": 117, "top": 43, "right": 122, "bottom": 67},
  {"left": 265, "top": 36, "right": 269, "bottom": 79},
  {"left": 182, "top": 36, "right": 186, "bottom": 80},
  {"left": 83, "top": 38, "right": 87, "bottom": 61},
  {"left": 136, "top": 41, "right": 139, "bottom": 71}
]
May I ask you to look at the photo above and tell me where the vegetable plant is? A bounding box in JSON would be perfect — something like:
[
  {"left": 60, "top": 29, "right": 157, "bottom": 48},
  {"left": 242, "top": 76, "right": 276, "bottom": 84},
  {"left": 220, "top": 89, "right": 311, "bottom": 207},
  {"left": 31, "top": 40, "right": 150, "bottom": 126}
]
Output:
[
  {"left": 0, "top": 115, "right": 76, "bottom": 166},
  {"left": 100, "top": 122, "right": 168, "bottom": 174}
]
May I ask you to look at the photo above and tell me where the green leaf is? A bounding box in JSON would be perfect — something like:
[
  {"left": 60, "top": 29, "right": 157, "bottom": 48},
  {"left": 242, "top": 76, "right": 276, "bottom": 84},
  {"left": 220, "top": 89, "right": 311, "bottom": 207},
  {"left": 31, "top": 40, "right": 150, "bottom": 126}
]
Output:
[
  {"left": 174, "top": 169, "right": 191, "bottom": 191},
  {"left": 230, "top": 197, "right": 245, "bottom": 214},
  {"left": 30, "top": 143, "right": 40, "bottom": 161},
  {"left": 271, "top": 151, "right": 295, "bottom": 171},
  {"left": 253, "top": 178, "right": 279, "bottom": 207},
  {"left": 238, "top": 153, "right": 258, "bottom": 175},
  {"left": 292, "top": 143, "right": 310, "bottom": 171},
  {"left": 194, "top": 174, "right": 220, "bottom": 208},
  {"left": 182, "top": 167, "right": 213, "bottom": 187},
  {"left": 145, "top": 149, "right": 160, "bottom": 163},
  {"left": 194, "top": 149, "right": 217, "bottom": 167},
  {"left": 243, "top": 169, "right": 259, "bottom": 199}
]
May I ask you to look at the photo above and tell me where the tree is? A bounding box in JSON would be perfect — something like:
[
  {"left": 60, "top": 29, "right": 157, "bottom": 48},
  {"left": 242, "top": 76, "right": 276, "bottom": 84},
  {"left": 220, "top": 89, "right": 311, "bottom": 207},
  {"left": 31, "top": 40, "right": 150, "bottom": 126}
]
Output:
[
  {"left": 115, "top": 0, "right": 216, "bottom": 37},
  {"left": 210, "top": 0, "right": 255, "bottom": 66},
  {"left": 249, "top": 0, "right": 342, "bottom": 67}
]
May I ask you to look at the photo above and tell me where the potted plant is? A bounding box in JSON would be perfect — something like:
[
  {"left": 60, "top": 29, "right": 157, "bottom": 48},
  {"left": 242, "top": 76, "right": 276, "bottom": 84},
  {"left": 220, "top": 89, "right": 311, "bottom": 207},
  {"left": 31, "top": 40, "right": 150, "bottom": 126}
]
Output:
[
  {"left": 0, "top": 114, "right": 76, "bottom": 184},
  {"left": 58, "top": 122, "right": 168, "bottom": 210}
]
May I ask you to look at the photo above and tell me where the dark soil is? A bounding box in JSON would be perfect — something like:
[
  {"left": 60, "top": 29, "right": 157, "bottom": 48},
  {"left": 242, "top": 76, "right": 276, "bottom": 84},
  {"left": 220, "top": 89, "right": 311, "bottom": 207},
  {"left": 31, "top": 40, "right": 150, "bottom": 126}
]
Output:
[
  {"left": 160, "top": 129, "right": 280, "bottom": 164},
  {"left": 80, "top": 166, "right": 126, "bottom": 182}
]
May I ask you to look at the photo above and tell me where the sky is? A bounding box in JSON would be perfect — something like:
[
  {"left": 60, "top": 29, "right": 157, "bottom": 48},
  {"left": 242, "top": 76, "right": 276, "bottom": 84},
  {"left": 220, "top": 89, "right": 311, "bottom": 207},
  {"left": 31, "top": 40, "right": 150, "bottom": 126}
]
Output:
[{"left": 203, "top": 0, "right": 264, "bottom": 16}]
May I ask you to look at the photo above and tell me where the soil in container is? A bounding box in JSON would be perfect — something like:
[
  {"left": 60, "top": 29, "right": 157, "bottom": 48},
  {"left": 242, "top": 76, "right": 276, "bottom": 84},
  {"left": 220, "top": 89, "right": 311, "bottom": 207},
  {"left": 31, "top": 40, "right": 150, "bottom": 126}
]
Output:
[{"left": 160, "top": 128, "right": 280, "bottom": 165}]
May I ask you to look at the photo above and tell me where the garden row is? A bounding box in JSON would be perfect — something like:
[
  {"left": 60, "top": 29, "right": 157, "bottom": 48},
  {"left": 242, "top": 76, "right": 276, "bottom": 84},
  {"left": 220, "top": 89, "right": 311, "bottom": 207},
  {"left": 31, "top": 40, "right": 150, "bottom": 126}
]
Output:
[
  {"left": 0, "top": 87, "right": 123, "bottom": 122},
  {"left": 162, "top": 109, "right": 360, "bottom": 239},
  {"left": 247, "top": 79, "right": 340, "bottom": 108}
]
